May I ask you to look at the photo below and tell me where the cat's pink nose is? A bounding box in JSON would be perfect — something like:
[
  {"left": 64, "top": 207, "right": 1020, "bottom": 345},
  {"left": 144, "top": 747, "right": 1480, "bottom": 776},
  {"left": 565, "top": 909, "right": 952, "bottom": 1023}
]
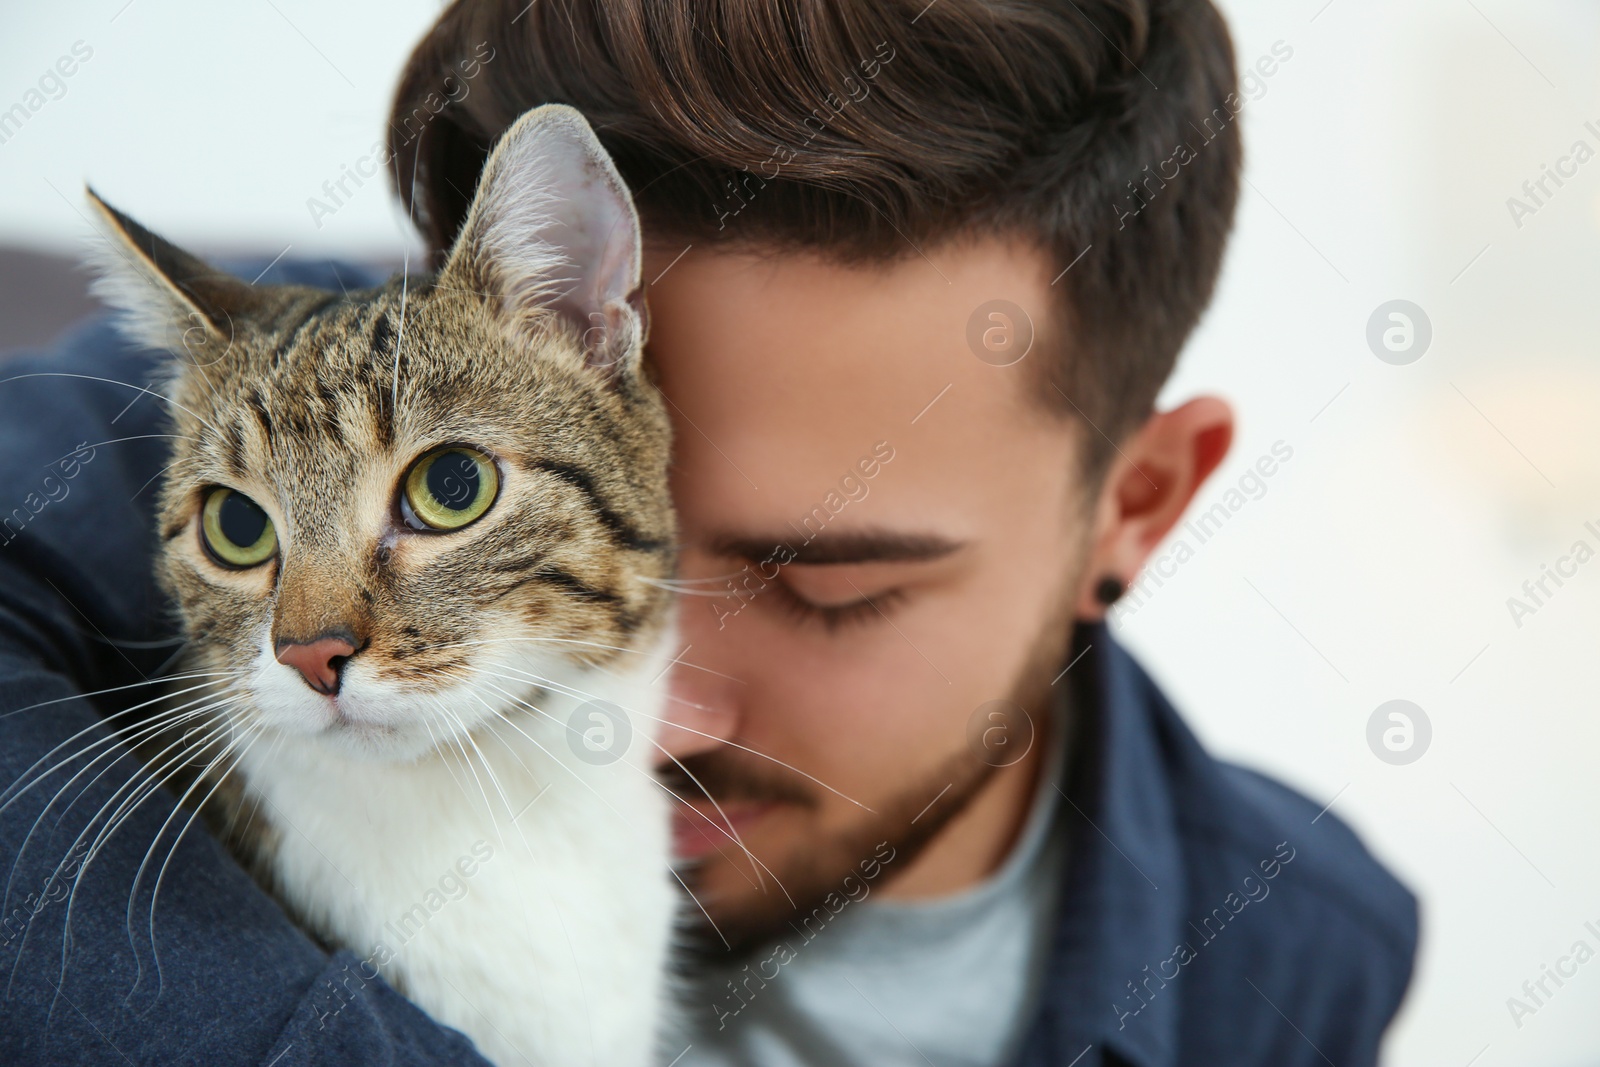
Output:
[{"left": 275, "top": 635, "right": 358, "bottom": 695}]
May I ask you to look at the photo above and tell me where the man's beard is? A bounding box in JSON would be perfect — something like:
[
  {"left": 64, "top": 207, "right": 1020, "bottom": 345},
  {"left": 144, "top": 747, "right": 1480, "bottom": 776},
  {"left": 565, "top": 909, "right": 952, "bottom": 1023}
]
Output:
[
  {"left": 663, "top": 736, "right": 1002, "bottom": 962},
  {"left": 662, "top": 591, "right": 1081, "bottom": 965}
]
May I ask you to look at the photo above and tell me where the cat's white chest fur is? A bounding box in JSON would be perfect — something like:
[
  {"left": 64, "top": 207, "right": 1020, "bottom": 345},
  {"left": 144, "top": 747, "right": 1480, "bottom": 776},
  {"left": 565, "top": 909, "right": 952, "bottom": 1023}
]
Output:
[{"left": 235, "top": 628, "right": 680, "bottom": 1066}]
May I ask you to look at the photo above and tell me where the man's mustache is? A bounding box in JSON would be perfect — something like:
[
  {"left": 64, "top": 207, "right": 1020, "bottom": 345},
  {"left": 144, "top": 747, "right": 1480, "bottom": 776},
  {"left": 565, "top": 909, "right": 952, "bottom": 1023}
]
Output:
[{"left": 657, "top": 750, "right": 818, "bottom": 809}]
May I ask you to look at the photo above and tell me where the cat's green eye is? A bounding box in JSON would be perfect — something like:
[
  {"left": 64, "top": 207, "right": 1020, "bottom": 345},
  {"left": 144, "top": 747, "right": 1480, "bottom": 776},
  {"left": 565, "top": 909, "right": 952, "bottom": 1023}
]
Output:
[
  {"left": 402, "top": 447, "right": 499, "bottom": 531},
  {"left": 201, "top": 487, "right": 278, "bottom": 568}
]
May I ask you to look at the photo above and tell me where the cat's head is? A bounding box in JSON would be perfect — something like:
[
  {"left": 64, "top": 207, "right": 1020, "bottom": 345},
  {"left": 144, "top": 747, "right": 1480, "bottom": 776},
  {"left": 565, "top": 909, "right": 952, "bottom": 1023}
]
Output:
[{"left": 89, "top": 105, "right": 676, "bottom": 761}]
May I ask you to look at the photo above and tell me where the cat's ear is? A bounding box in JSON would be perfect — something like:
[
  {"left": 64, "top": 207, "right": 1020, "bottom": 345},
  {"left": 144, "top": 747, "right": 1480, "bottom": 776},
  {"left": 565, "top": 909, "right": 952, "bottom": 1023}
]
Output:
[
  {"left": 438, "top": 104, "right": 645, "bottom": 379},
  {"left": 84, "top": 187, "right": 266, "bottom": 359}
]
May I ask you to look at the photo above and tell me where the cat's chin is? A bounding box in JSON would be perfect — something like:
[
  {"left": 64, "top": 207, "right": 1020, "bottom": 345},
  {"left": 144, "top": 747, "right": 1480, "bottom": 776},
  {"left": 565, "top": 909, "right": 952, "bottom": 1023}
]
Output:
[
  {"left": 311, "top": 713, "right": 435, "bottom": 764},
  {"left": 235, "top": 707, "right": 426, "bottom": 764}
]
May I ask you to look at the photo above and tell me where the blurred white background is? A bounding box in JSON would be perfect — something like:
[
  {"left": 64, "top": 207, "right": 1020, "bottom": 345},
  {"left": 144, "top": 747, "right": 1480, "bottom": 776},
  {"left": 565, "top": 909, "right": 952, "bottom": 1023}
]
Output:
[{"left": 1, "top": 1, "right": 1596, "bottom": 1063}]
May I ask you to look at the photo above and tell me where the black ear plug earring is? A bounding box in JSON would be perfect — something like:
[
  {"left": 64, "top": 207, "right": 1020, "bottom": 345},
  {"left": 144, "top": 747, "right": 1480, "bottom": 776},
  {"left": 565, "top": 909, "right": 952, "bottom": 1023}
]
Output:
[{"left": 1094, "top": 576, "right": 1125, "bottom": 606}]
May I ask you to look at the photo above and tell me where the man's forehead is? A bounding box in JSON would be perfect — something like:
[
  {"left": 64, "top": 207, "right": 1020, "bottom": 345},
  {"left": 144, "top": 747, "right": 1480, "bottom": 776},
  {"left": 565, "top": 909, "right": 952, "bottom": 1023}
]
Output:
[
  {"left": 641, "top": 238, "right": 1063, "bottom": 438},
  {"left": 639, "top": 236, "right": 1083, "bottom": 547}
]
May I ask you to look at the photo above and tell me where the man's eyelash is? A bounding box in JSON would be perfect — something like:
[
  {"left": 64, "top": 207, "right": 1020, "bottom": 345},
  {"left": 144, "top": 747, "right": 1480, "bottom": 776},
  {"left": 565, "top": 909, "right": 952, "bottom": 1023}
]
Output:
[{"left": 767, "top": 580, "right": 905, "bottom": 633}]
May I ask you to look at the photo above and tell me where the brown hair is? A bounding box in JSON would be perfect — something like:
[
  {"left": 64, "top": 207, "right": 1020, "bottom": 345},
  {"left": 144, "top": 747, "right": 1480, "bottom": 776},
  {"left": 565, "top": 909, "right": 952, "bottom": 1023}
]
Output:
[{"left": 388, "top": 0, "right": 1243, "bottom": 468}]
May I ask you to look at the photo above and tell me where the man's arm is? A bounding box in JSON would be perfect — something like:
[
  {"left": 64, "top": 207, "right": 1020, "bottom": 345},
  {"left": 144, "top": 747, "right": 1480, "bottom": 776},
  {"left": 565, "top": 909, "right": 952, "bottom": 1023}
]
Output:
[{"left": 0, "top": 264, "right": 489, "bottom": 1065}]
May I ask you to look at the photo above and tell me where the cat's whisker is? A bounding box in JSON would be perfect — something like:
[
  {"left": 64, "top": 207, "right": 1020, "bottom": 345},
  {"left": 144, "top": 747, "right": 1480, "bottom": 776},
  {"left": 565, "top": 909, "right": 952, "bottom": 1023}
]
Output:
[
  {"left": 389, "top": 148, "right": 421, "bottom": 419},
  {"left": 55, "top": 433, "right": 202, "bottom": 462},
  {"left": 118, "top": 717, "right": 250, "bottom": 984},
  {"left": 0, "top": 691, "right": 240, "bottom": 995},
  {"left": 130, "top": 455, "right": 192, "bottom": 503},
  {"left": 0, "top": 710, "right": 240, "bottom": 906},
  {"left": 423, "top": 701, "right": 515, "bottom": 827},
  {"left": 424, "top": 696, "right": 510, "bottom": 848},
  {"left": 454, "top": 685, "right": 733, "bottom": 950},
  {"left": 213, "top": 724, "right": 285, "bottom": 872},
  {"left": 641, "top": 572, "right": 747, "bottom": 587},
  {"left": 432, "top": 634, "right": 747, "bottom": 687},
  {"left": 417, "top": 706, "right": 477, "bottom": 816},
  {"left": 445, "top": 679, "right": 647, "bottom": 839},
  {"left": 0, "top": 683, "right": 245, "bottom": 904},
  {"left": 448, "top": 694, "right": 531, "bottom": 856},
  {"left": 632, "top": 586, "right": 729, "bottom": 599},
  {"left": 447, "top": 694, "right": 542, "bottom": 788},
  {"left": 0, "top": 372, "right": 224, "bottom": 437},
  {"left": 465, "top": 675, "right": 795, "bottom": 913},
  {"left": 406, "top": 634, "right": 642, "bottom": 657},
  {"left": 72, "top": 704, "right": 243, "bottom": 887},
  {"left": 634, "top": 742, "right": 795, "bottom": 905},
  {"left": 58, "top": 707, "right": 239, "bottom": 998},
  {"left": 61, "top": 696, "right": 246, "bottom": 883},
  {"left": 82, "top": 632, "right": 188, "bottom": 651},
  {"left": 633, "top": 575, "right": 747, "bottom": 596},
  {"left": 474, "top": 662, "right": 874, "bottom": 814},
  {"left": 39, "top": 704, "right": 243, "bottom": 1003},
  {"left": 467, "top": 671, "right": 778, "bottom": 896},
  {"left": 481, "top": 679, "right": 795, "bottom": 908},
  {"left": 0, "top": 669, "right": 242, "bottom": 724},
  {"left": 136, "top": 718, "right": 265, "bottom": 998},
  {"left": 0, "top": 675, "right": 239, "bottom": 798},
  {"left": 428, "top": 282, "right": 495, "bottom": 299}
]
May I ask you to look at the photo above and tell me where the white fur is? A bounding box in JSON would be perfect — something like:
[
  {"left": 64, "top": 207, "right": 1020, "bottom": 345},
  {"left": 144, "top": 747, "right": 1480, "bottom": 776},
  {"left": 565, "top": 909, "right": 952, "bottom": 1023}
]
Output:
[
  {"left": 237, "top": 617, "right": 680, "bottom": 1066},
  {"left": 82, "top": 228, "right": 192, "bottom": 358}
]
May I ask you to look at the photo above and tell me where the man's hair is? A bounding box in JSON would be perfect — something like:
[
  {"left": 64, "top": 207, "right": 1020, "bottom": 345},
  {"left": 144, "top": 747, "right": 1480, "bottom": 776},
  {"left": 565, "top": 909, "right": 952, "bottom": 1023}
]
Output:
[{"left": 389, "top": 0, "right": 1242, "bottom": 470}]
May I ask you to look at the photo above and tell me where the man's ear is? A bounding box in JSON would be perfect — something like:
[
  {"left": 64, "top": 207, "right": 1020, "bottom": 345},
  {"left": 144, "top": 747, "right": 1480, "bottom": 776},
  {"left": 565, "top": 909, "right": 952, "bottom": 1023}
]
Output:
[
  {"left": 85, "top": 186, "right": 266, "bottom": 360},
  {"left": 438, "top": 103, "right": 644, "bottom": 379},
  {"left": 1074, "top": 397, "right": 1235, "bottom": 619}
]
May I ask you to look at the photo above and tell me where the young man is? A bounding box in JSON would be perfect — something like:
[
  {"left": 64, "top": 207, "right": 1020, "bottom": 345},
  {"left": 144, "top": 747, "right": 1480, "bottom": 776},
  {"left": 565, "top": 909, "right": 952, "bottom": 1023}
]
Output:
[{"left": 0, "top": 1, "right": 1415, "bottom": 1064}]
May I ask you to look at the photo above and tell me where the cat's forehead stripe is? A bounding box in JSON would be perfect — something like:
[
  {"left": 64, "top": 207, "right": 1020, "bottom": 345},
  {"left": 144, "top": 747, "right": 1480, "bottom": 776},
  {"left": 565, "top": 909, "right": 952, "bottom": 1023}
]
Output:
[{"left": 269, "top": 291, "right": 343, "bottom": 363}]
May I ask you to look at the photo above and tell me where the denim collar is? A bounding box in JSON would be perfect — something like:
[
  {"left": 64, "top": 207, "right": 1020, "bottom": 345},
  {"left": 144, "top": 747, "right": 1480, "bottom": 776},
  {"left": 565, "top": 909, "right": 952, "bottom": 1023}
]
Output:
[{"left": 1014, "top": 621, "right": 1187, "bottom": 1067}]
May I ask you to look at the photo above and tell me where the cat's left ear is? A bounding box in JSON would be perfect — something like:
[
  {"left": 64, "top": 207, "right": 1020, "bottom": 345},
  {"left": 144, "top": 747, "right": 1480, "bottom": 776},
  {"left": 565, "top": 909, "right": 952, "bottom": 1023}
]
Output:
[
  {"left": 84, "top": 187, "right": 267, "bottom": 359},
  {"left": 440, "top": 104, "right": 646, "bottom": 379}
]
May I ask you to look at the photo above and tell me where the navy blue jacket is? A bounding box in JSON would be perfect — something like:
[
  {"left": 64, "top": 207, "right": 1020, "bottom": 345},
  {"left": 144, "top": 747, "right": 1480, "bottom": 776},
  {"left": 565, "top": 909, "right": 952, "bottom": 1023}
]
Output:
[{"left": 0, "top": 259, "right": 1416, "bottom": 1065}]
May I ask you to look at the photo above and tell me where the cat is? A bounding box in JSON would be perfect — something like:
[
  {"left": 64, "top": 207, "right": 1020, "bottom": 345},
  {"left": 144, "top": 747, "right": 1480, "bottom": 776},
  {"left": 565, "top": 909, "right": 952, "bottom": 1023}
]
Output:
[{"left": 83, "top": 104, "right": 682, "bottom": 1066}]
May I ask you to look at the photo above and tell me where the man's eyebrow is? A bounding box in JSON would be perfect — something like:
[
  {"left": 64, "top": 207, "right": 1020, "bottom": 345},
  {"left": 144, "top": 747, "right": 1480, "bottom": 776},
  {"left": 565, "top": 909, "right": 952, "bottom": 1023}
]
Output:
[{"left": 707, "top": 529, "right": 965, "bottom": 565}]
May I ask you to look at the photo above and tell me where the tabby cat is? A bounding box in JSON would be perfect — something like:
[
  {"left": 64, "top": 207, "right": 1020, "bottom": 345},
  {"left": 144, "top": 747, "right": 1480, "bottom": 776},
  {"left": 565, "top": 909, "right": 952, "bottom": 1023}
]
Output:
[{"left": 87, "top": 105, "right": 680, "bottom": 1065}]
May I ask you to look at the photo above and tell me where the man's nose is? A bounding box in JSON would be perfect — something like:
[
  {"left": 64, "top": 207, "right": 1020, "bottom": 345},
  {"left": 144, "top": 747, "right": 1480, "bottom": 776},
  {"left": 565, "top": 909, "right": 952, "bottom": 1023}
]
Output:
[
  {"left": 654, "top": 648, "right": 742, "bottom": 768},
  {"left": 275, "top": 633, "right": 359, "bottom": 695}
]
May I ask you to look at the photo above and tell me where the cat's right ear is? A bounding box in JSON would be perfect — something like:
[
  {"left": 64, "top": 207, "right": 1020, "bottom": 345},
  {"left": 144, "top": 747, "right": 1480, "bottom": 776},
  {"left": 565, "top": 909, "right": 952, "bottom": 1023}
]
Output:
[
  {"left": 85, "top": 187, "right": 266, "bottom": 361},
  {"left": 437, "top": 104, "right": 646, "bottom": 381}
]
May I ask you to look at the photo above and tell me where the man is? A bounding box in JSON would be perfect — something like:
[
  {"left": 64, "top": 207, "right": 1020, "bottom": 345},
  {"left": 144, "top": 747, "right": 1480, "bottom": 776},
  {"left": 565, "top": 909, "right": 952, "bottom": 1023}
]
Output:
[{"left": 0, "top": 0, "right": 1415, "bottom": 1064}]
